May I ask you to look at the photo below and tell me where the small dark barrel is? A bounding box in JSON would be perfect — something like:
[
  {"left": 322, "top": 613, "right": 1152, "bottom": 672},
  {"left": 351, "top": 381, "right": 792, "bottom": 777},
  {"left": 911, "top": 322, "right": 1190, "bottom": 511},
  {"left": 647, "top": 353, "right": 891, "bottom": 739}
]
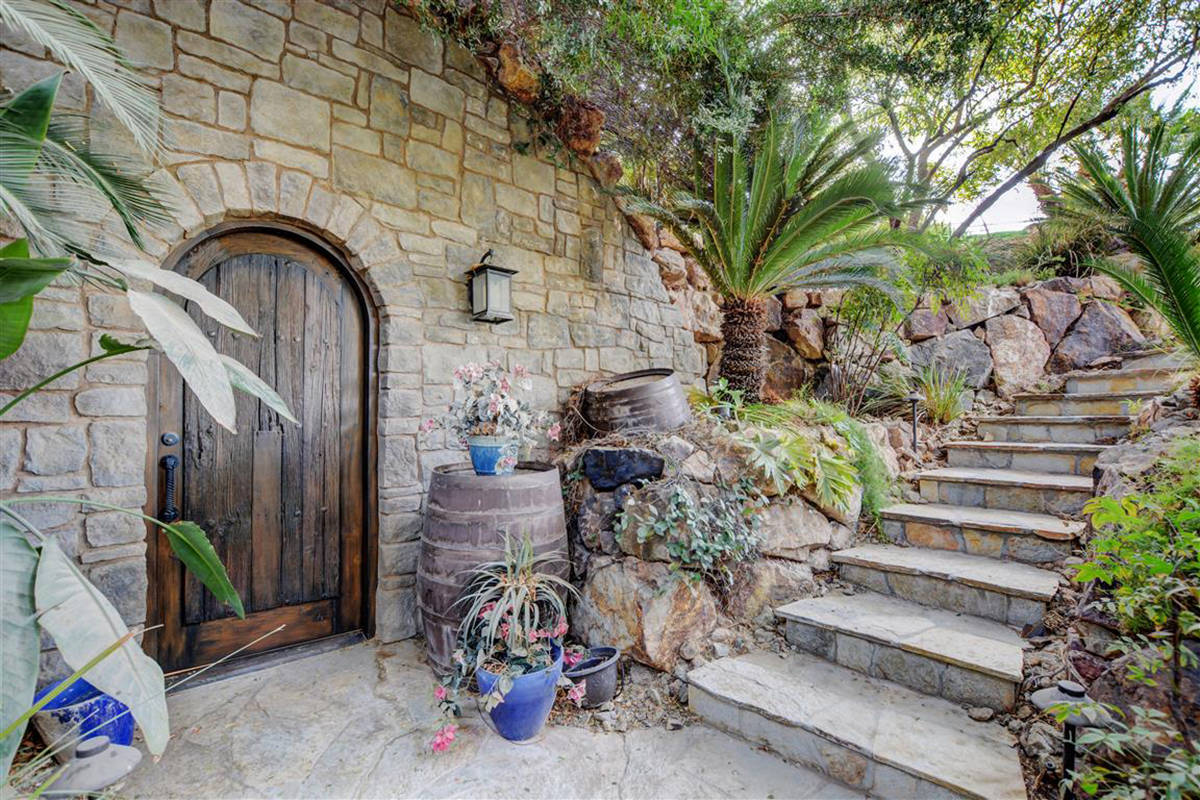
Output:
[
  {"left": 582, "top": 369, "right": 691, "bottom": 434},
  {"left": 418, "top": 462, "right": 568, "bottom": 672}
]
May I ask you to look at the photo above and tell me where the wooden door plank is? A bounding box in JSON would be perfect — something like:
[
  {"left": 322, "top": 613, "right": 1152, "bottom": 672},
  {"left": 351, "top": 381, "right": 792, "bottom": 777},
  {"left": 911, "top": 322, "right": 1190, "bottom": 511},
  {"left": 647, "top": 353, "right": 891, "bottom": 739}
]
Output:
[
  {"left": 300, "top": 268, "right": 328, "bottom": 602},
  {"left": 276, "top": 260, "right": 306, "bottom": 606},
  {"left": 185, "top": 598, "right": 337, "bottom": 666},
  {"left": 320, "top": 278, "right": 341, "bottom": 600},
  {"left": 338, "top": 283, "right": 365, "bottom": 631},
  {"left": 251, "top": 429, "right": 283, "bottom": 611}
]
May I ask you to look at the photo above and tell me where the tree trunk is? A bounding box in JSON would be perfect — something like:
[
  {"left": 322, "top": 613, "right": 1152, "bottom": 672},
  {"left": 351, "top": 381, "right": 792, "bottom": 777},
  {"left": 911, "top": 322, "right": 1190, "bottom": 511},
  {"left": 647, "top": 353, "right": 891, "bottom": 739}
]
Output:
[{"left": 719, "top": 297, "right": 768, "bottom": 404}]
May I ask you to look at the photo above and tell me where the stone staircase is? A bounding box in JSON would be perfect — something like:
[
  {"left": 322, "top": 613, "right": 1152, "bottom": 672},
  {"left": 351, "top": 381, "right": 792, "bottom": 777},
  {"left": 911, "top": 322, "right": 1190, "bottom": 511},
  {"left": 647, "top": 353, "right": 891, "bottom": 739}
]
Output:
[{"left": 687, "top": 354, "right": 1190, "bottom": 799}]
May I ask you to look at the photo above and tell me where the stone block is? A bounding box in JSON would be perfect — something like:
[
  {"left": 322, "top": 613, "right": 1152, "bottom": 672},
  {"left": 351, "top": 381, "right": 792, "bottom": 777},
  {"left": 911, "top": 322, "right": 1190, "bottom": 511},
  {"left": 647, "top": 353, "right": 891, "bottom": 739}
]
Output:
[
  {"left": 384, "top": 8, "right": 442, "bottom": 73},
  {"left": 379, "top": 540, "right": 420, "bottom": 576},
  {"left": 406, "top": 141, "right": 457, "bottom": 178},
  {"left": 153, "top": 0, "right": 206, "bottom": 31},
  {"left": 161, "top": 74, "right": 214, "bottom": 122},
  {"left": 24, "top": 426, "right": 87, "bottom": 475},
  {"left": 86, "top": 512, "right": 146, "bottom": 547},
  {"left": 375, "top": 578, "right": 418, "bottom": 641},
  {"left": 759, "top": 500, "right": 833, "bottom": 561},
  {"left": 75, "top": 387, "right": 146, "bottom": 417},
  {"left": 294, "top": 0, "right": 359, "bottom": 43},
  {"left": 0, "top": 331, "right": 85, "bottom": 391},
  {"left": 368, "top": 75, "right": 410, "bottom": 136},
  {"left": 409, "top": 69, "right": 464, "bottom": 121},
  {"left": 178, "top": 53, "right": 252, "bottom": 93},
  {"left": 332, "top": 146, "right": 415, "bottom": 208},
  {"left": 87, "top": 559, "right": 148, "bottom": 627},
  {"left": 114, "top": 10, "right": 173, "bottom": 71},
  {"left": 211, "top": 0, "right": 286, "bottom": 61},
  {"left": 167, "top": 119, "right": 249, "bottom": 159},
  {"left": 0, "top": 428, "right": 18, "bottom": 489},
  {"left": 0, "top": 392, "right": 70, "bottom": 422},
  {"left": 282, "top": 53, "right": 356, "bottom": 100},
  {"left": 89, "top": 420, "right": 146, "bottom": 487},
  {"left": 250, "top": 80, "right": 330, "bottom": 149}
]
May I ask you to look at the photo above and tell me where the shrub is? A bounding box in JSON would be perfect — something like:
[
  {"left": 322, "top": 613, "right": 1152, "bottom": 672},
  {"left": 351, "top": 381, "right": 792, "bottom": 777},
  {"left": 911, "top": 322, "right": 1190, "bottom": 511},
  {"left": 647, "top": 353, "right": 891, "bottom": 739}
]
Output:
[{"left": 913, "top": 364, "right": 970, "bottom": 424}]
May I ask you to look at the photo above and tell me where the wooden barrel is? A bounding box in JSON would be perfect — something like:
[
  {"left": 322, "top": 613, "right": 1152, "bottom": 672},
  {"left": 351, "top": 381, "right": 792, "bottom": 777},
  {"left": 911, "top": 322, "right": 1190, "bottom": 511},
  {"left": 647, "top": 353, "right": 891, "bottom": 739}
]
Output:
[
  {"left": 582, "top": 369, "right": 691, "bottom": 433},
  {"left": 417, "top": 462, "right": 568, "bottom": 672}
]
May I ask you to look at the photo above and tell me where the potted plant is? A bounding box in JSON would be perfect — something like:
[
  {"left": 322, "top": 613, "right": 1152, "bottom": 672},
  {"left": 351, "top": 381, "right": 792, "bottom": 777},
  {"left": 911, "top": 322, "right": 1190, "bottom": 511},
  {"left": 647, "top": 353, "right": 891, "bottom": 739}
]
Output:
[
  {"left": 423, "top": 362, "right": 560, "bottom": 475},
  {"left": 434, "top": 535, "right": 579, "bottom": 744}
]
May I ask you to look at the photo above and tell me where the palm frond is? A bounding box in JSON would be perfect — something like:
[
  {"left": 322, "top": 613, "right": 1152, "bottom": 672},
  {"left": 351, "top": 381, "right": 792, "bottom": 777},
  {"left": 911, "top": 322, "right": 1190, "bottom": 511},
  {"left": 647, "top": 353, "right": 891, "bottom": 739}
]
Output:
[{"left": 0, "top": 0, "right": 161, "bottom": 154}]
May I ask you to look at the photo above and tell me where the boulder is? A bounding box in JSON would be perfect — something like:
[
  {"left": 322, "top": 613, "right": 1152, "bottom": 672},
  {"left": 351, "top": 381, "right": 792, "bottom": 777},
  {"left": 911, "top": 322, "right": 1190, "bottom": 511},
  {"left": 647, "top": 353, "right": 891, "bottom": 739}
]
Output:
[
  {"left": 985, "top": 315, "right": 1051, "bottom": 397},
  {"left": 582, "top": 447, "right": 665, "bottom": 490},
  {"left": 625, "top": 213, "right": 658, "bottom": 251},
  {"left": 575, "top": 488, "right": 620, "bottom": 555},
  {"left": 680, "top": 450, "right": 715, "bottom": 483},
  {"left": 1022, "top": 287, "right": 1082, "bottom": 348},
  {"left": 764, "top": 296, "right": 783, "bottom": 332},
  {"left": 654, "top": 249, "right": 688, "bottom": 290},
  {"left": 496, "top": 41, "right": 541, "bottom": 103},
  {"left": 555, "top": 96, "right": 604, "bottom": 155},
  {"left": 724, "top": 559, "right": 815, "bottom": 620},
  {"left": 1088, "top": 273, "right": 1125, "bottom": 301},
  {"left": 658, "top": 227, "right": 687, "bottom": 252},
  {"left": 1048, "top": 300, "right": 1145, "bottom": 373},
  {"left": 803, "top": 481, "right": 862, "bottom": 528},
  {"left": 587, "top": 150, "right": 623, "bottom": 188},
  {"left": 904, "top": 307, "right": 949, "bottom": 342},
  {"left": 758, "top": 499, "right": 834, "bottom": 561},
  {"left": 947, "top": 287, "right": 1021, "bottom": 329},
  {"left": 686, "top": 258, "right": 712, "bottom": 291},
  {"left": 675, "top": 289, "right": 722, "bottom": 344},
  {"left": 763, "top": 338, "right": 811, "bottom": 401},
  {"left": 784, "top": 309, "right": 825, "bottom": 359},
  {"left": 781, "top": 289, "right": 808, "bottom": 310},
  {"left": 574, "top": 557, "right": 718, "bottom": 671},
  {"left": 862, "top": 422, "right": 901, "bottom": 479},
  {"left": 909, "top": 329, "right": 994, "bottom": 389},
  {"left": 1037, "top": 276, "right": 1087, "bottom": 294}
]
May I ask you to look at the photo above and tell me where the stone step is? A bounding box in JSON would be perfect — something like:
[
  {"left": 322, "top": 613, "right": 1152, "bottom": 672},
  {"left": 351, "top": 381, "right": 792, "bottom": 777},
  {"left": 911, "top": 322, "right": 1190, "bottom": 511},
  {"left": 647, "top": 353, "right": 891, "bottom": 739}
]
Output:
[
  {"left": 1065, "top": 366, "right": 1189, "bottom": 395},
  {"left": 976, "top": 415, "right": 1132, "bottom": 444},
  {"left": 688, "top": 651, "right": 1027, "bottom": 800},
  {"left": 917, "top": 467, "right": 1093, "bottom": 515},
  {"left": 832, "top": 544, "right": 1061, "bottom": 626},
  {"left": 880, "top": 502, "right": 1082, "bottom": 564},
  {"left": 778, "top": 592, "right": 1024, "bottom": 710},
  {"left": 944, "top": 441, "right": 1106, "bottom": 476},
  {"left": 1013, "top": 390, "right": 1163, "bottom": 416}
]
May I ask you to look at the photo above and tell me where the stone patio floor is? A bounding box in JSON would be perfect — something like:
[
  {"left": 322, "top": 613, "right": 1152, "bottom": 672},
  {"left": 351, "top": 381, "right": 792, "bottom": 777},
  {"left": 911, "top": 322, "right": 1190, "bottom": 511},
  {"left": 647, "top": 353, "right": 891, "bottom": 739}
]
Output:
[{"left": 117, "top": 640, "right": 862, "bottom": 799}]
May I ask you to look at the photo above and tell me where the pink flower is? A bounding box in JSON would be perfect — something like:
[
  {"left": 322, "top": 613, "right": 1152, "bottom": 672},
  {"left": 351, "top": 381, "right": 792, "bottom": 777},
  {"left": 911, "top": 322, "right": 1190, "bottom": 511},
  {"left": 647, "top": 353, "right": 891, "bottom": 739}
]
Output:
[
  {"left": 499, "top": 621, "right": 510, "bottom": 639},
  {"left": 563, "top": 649, "right": 584, "bottom": 668},
  {"left": 513, "top": 364, "right": 528, "bottom": 378},
  {"left": 567, "top": 681, "right": 587, "bottom": 707},
  {"left": 420, "top": 418, "right": 437, "bottom": 433},
  {"left": 434, "top": 685, "right": 447, "bottom": 701},
  {"left": 477, "top": 601, "right": 496, "bottom": 620},
  {"left": 431, "top": 723, "right": 458, "bottom": 752},
  {"left": 547, "top": 422, "right": 562, "bottom": 442},
  {"left": 552, "top": 616, "right": 568, "bottom": 638}
]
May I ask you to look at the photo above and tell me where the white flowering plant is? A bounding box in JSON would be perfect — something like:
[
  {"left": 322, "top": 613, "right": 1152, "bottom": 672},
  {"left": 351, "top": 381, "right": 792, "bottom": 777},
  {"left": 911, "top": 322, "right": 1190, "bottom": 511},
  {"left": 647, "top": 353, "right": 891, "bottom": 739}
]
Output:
[{"left": 423, "top": 362, "right": 561, "bottom": 465}]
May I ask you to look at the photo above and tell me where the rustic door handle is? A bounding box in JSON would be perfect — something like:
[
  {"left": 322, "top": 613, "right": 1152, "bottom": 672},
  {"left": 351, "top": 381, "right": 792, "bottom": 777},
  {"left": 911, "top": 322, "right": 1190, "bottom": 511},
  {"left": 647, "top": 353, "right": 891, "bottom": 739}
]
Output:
[{"left": 160, "top": 454, "right": 180, "bottom": 523}]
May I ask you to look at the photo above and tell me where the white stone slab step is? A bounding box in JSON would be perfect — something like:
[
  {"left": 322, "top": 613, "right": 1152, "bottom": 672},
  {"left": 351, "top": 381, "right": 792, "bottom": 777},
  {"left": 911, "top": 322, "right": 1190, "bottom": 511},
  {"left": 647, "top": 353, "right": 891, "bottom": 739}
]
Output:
[
  {"left": 976, "top": 415, "right": 1132, "bottom": 444},
  {"left": 833, "top": 544, "right": 1060, "bottom": 626},
  {"left": 1065, "top": 366, "right": 1189, "bottom": 395},
  {"left": 943, "top": 441, "right": 1107, "bottom": 475},
  {"left": 1013, "top": 389, "right": 1163, "bottom": 416},
  {"left": 879, "top": 502, "right": 1081, "bottom": 563},
  {"left": 688, "top": 651, "right": 1027, "bottom": 800},
  {"left": 917, "top": 467, "right": 1093, "bottom": 515},
  {"left": 778, "top": 592, "right": 1024, "bottom": 709}
]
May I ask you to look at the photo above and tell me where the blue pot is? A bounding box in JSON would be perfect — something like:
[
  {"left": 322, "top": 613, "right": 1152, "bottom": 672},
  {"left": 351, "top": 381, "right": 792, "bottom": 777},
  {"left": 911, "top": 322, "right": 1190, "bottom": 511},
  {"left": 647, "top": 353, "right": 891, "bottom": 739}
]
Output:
[
  {"left": 466, "top": 436, "right": 516, "bottom": 476},
  {"left": 32, "top": 678, "right": 134, "bottom": 758},
  {"left": 475, "top": 647, "right": 562, "bottom": 742}
]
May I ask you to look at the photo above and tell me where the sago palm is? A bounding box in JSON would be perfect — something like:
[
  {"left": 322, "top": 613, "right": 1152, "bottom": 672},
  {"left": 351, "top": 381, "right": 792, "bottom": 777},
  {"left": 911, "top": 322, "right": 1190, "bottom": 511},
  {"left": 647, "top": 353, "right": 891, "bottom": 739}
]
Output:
[
  {"left": 1056, "top": 121, "right": 1200, "bottom": 402},
  {"left": 628, "top": 115, "right": 919, "bottom": 402}
]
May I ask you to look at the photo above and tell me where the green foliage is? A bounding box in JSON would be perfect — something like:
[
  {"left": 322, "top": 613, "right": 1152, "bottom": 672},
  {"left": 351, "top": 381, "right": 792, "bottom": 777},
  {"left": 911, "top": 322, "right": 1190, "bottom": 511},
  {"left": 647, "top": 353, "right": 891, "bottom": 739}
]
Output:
[
  {"left": 1068, "top": 438, "right": 1200, "bottom": 797},
  {"left": 914, "top": 364, "right": 970, "bottom": 424},
  {"left": 1055, "top": 120, "right": 1200, "bottom": 364},
  {"left": 616, "top": 481, "right": 763, "bottom": 588},
  {"left": 0, "top": 523, "right": 39, "bottom": 775},
  {"left": 1017, "top": 215, "right": 1114, "bottom": 279}
]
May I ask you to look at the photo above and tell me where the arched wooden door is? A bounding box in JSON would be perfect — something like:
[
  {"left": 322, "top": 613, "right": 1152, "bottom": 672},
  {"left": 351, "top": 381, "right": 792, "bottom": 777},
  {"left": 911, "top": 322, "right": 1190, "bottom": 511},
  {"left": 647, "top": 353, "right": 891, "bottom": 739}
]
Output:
[{"left": 148, "top": 227, "right": 374, "bottom": 672}]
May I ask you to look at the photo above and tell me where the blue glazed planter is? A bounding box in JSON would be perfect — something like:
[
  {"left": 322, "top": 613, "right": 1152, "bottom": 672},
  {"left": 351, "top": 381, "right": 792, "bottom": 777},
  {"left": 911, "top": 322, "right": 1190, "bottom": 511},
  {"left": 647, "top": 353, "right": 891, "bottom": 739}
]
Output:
[
  {"left": 475, "top": 646, "right": 562, "bottom": 742},
  {"left": 466, "top": 436, "right": 516, "bottom": 476},
  {"left": 32, "top": 678, "right": 134, "bottom": 761}
]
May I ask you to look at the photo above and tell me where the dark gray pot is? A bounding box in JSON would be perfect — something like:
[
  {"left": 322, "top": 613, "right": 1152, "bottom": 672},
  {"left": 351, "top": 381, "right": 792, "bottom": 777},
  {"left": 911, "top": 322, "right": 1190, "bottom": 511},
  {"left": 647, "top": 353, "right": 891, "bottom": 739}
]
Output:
[{"left": 564, "top": 646, "right": 621, "bottom": 708}]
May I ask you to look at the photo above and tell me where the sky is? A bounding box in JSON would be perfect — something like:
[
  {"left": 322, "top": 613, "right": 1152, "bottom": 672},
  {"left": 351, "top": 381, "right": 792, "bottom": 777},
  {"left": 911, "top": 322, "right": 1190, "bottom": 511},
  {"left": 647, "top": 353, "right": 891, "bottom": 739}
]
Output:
[{"left": 938, "top": 70, "right": 1198, "bottom": 235}]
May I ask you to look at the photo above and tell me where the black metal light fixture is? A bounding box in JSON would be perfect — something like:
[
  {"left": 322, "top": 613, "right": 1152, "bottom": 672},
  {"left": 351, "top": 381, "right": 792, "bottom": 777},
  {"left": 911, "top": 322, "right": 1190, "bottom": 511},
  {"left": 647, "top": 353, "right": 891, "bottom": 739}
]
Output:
[
  {"left": 908, "top": 392, "right": 922, "bottom": 449},
  {"left": 465, "top": 249, "right": 517, "bottom": 324},
  {"left": 1031, "top": 679, "right": 1113, "bottom": 800}
]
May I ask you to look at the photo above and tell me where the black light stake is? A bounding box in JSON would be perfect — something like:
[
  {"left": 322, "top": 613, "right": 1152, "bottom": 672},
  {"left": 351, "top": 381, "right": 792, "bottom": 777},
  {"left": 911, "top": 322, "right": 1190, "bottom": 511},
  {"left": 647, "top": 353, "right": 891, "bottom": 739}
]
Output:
[
  {"left": 908, "top": 392, "right": 921, "bottom": 449},
  {"left": 1031, "top": 680, "right": 1113, "bottom": 800}
]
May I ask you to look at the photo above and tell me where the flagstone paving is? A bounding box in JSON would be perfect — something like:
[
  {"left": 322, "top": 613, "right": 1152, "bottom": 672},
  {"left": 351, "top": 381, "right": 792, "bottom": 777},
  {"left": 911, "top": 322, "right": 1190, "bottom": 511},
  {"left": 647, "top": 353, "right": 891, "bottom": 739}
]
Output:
[{"left": 118, "top": 640, "right": 862, "bottom": 799}]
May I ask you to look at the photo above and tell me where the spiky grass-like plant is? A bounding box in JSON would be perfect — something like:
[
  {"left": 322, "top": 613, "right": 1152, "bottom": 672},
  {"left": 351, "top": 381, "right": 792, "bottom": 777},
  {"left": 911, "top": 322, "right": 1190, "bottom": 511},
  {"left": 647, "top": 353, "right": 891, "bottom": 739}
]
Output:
[{"left": 914, "top": 364, "right": 969, "bottom": 424}]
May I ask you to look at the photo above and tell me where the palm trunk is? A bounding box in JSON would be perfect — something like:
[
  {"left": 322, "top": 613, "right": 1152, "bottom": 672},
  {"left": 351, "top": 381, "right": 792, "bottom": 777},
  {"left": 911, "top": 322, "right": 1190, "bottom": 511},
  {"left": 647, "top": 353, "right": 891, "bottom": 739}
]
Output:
[{"left": 719, "top": 297, "right": 768, "bottom": 403}]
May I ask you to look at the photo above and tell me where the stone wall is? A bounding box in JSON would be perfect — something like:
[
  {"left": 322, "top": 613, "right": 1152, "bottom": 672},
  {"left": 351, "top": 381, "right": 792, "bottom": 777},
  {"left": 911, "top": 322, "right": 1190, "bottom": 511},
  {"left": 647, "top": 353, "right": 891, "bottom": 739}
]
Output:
[{"left": 0, "top": 0, "right": 702, "bottom": 668}]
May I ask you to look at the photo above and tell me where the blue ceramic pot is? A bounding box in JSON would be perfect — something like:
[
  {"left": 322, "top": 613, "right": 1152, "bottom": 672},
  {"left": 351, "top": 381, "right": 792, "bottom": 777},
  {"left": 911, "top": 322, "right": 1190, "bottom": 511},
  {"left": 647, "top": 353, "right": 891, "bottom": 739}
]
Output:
[
  {"left": 32, "top": 678, "right": 134, "bottom": 758},
  {"left": 475, "top": 646, "right": 562, "bottom": 742},
  {"left": 466, "top": 436, "right": 516, "bottom": 476}
]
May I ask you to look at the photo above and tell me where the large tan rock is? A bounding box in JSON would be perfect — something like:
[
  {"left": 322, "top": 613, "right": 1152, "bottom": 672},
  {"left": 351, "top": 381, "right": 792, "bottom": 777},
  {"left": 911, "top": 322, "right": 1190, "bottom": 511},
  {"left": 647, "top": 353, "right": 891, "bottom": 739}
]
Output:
[
  {"left": 784, "top": 309, "right": 824, "bottom": 359},
  {"left": 764, "top": 296, "right": 783, "bottom": 332},
  {"left": 1022, "top": 287, "right": 1082, "bottom": 347},
  {"left": 763, "top": 338, "right": 810, "bottom": 401},
  {"left": 654, "top": 248, "right": 688, "bottom": 290},
  {"left": 724, "top": 558, "right": 815, "bottom": 620},
  {"left": 496, "top": 41, "right": 540, "bottom": 103},
  {"left": 675, "top": 289, "right": 722, "bottom": 343},
  {"left": 574, "top": 557, "right": 717, "bottom": 671},
  {"left": 947, "top": 287, "right": 1021, "bottom": 329},
  {"left": 904, "top": 307, "right": 949, "bottom": 342},
  {"left": 862, "top": 422, "right": 901, "bottom": 479},
  {"left": 556, "top": 96, "right": 604, "bottom": 155},
  {"left": 985, "top": 315, "right": 1051, "bottom": 397},
  {"left": 758, "top": 499, "right": 834, "bottom": 561}
]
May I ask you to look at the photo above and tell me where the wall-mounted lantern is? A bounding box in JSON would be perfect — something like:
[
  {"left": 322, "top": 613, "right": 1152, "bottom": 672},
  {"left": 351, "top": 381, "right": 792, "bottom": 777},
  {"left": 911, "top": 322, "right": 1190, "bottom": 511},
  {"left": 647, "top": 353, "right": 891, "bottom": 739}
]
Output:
[{"left": 466, "top": 249, "right": 517, "bottom": 324}]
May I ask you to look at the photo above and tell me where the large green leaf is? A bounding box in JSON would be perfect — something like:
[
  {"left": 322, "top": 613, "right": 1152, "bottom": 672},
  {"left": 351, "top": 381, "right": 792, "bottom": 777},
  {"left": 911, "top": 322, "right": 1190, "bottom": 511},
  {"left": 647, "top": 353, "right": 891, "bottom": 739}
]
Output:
[
  {"left": 0, "top": 522, "right": 40, "bottom": 775},
  {"left": 34, "top": 540, "right": 169, "bottom": 755},
  {"left": 221, "top": 355, "right": 298, "bottom": 424},
  {"left": 0, "top": 239, "right": 73, "bottom": 305},
  {"left": 163, "top": 521, "right": 245, "bottom": 619},
  {"left": 0, "top": 296, "right": 33, "bottom": 360},
  {"left": 127, "top": 290, "right": 238, "bottom": 433},
  {"left": 0, "top": 73, "right": 58, "bottom": 183},
  {"left": 117, "top": 262, "right": 256, "bottom": 336}
]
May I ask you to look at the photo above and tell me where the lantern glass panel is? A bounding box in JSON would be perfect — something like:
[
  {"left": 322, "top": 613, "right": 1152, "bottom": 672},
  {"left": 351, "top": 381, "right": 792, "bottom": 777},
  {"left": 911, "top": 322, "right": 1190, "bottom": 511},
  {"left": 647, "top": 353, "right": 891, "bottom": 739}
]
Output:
[
  {"left": 471, "top": 270, "right": 488, "bottom": 317},
  {"left": 487, "top": 269, "right": 511, "bottom": 317}
]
